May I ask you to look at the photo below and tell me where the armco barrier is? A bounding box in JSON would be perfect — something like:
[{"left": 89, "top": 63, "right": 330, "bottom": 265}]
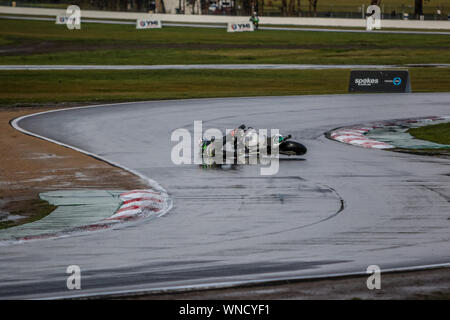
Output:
[{"left": 1, "top": 6, "right": 450, "bottom": 30}]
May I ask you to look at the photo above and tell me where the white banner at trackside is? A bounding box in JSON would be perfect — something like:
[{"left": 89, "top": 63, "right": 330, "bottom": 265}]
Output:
[
  {"left": 56, "top": 7, "right": 81, "bottom": 30},
  {"left": 136, "top": 19, "right": 162, "bottom": 29},
  {"left": 55, "top": 15, "right": 68, "bottom": 24},
  {"left": 227, "top": 22, "right": 254, "bottom": 32}
]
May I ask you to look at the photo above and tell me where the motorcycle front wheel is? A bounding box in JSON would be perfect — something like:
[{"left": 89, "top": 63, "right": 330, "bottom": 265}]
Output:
[{"left": 279, "top": 141, "right": 307, "bottom": 156}]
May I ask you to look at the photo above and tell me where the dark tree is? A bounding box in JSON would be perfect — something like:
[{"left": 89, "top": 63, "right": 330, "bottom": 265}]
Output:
[
  {"left": 415, "top": 0, "right": 424, "bottom": 17},
  {"left": 281, "top": 0, "right": 287, "bottom": 16},
  {"left": 308, "top": 0, "right": 318, "bottom": 17}
]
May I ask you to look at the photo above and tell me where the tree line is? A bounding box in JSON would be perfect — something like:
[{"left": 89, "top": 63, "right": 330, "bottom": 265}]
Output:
[{"left": 19, "top": 0, "right": 430, "bottom": 17}]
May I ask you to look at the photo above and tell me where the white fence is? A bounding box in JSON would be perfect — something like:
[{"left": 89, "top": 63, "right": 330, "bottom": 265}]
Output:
[{"left": 1, "top": 6, "right": 450, "bottom": 30}]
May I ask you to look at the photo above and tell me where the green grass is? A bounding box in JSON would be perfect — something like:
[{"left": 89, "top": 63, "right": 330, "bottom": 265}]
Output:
[
  {"left": 408, "top": 122, "right": 450, "bottom": 145},
  {"left": 4, "top": 47, "right": 449, "bottom": 66},
  {"left": 0, "top": 199, "right": 56, "bottom": 230},
  {"left": 0, "top": 19, "right": 448, "bottom": 107},
  {"left": 0, "top": 19, "right": 449, "bottom": 65},
  {"left": 0, "top": 69, "right": 348, "bottom": 105},
  {"left": 0, "top": 68, "right": 448, "bottom": 106}
]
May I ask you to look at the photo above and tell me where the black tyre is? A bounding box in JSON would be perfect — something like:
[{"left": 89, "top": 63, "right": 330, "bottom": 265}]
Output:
[{"left": 279, "top": 141, "right": 307, "bottom": 156}]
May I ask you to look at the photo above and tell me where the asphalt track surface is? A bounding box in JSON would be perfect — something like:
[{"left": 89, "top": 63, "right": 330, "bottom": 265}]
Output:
[
  {"left": 2, "top": 64, "right": 450, "bottom": 71},
  {"left": 4, "top": 63, "right": 450, "bottom": 71},
  {"left": 2, "top": 15, "right": 450, "bottom": 35},
  {"left": 1, "top": 93, "right": 450, "bottom": 299}
]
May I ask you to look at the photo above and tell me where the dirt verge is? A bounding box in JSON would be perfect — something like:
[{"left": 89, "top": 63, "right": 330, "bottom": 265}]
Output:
[
  {"left": 121, "top": 267, "right": 450, "bottom": 300},
  {"left": 391, "top": 148, "right": 450, "bottom": 158},
  {"left": 0, "top": 106, "right": 148, "bottom": 229}
]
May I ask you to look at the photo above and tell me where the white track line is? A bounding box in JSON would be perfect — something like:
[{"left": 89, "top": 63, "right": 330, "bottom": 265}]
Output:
[
  {"left": 10, "top": 102, "right": 173, "bottom": 212},
  {"left": 2, "top": 64, "right": 450, "bottom": 71}
]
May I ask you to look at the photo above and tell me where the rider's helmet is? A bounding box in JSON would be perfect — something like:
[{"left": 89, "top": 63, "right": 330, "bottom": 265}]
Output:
[
  {"left": 272, "top": 134, "right": 285, "bottom": 146},
  {"left": 231, "top": 124, "right": 246, "bottom": 138}
]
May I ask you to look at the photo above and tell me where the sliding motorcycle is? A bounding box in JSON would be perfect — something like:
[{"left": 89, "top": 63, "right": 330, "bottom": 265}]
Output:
[{"left": 200, "top": 125, "right": 307, "bottom": 159}]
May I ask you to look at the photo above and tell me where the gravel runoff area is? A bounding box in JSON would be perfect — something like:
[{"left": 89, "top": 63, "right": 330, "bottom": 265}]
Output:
[{"left": 0, "top": 106, "right": 148, "bottom": 229}]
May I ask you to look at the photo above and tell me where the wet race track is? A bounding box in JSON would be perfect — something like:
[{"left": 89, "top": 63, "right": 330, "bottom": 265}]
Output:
[{"left": 1, "top": 93, "right": 450, "bottom": 299}]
